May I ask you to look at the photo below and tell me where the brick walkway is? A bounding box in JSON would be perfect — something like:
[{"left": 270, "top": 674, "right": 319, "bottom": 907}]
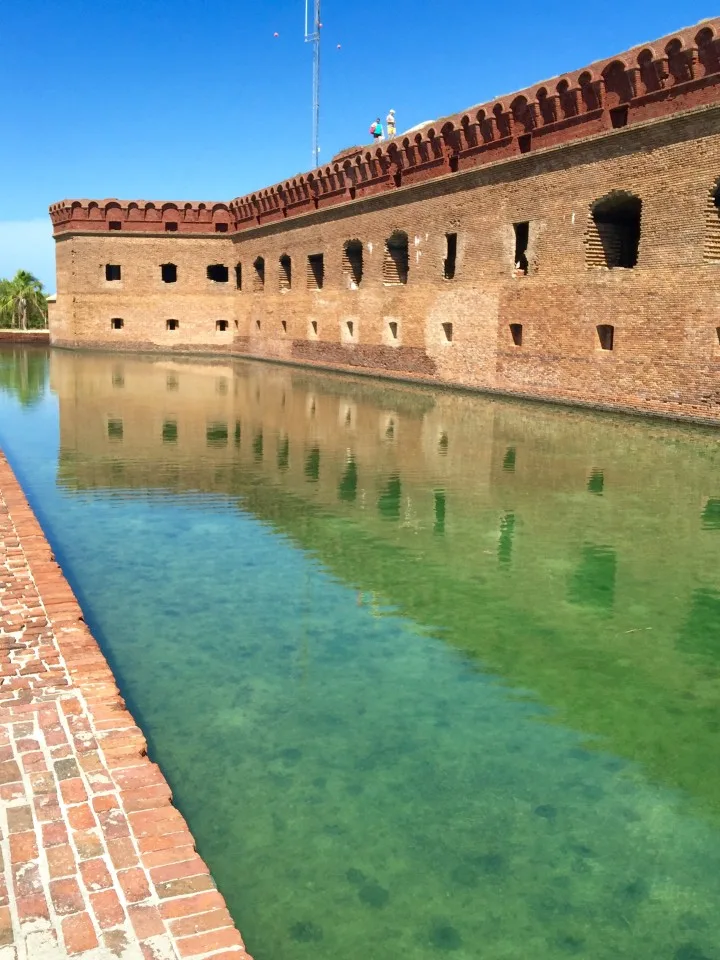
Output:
[{"left": 0, "top": 452, "right": 252, "bottom": 960}]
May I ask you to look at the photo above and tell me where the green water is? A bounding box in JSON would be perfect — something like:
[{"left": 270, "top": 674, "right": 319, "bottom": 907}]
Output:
[{"left": 2, "top": 346, "right": 720, "bottom": 960}]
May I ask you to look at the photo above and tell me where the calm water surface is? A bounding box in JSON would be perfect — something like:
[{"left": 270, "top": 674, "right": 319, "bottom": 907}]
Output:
[{"left": 2, "top": 346, "right": 720, "bottom": 960}]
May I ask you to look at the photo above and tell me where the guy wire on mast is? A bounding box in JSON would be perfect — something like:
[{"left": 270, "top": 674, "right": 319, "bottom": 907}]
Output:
[{"left": 304, "top": 0, "right": 321, "bottom": 167}]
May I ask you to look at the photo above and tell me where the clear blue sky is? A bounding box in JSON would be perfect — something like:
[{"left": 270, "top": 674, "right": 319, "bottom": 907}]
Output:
[{"left": 0, "top": 0, "right": 714, "bottom": 289}]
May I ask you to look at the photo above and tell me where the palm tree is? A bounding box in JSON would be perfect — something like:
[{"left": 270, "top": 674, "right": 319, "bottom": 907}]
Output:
[{"left": 0, "top": 270, "right": 48, "bottom": 329}]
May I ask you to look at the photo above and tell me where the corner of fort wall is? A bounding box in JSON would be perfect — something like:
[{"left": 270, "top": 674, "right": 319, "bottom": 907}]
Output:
[{"left": 48, "top": 19, "right": 720, "bottom": 424}]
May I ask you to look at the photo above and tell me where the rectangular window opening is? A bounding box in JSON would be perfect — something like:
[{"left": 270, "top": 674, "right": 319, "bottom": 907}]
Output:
[
  {"left": 207, "top": 264, "right": 229, "bottom": 283},
  {"left": 165, "top": 222, "right": 178, "bottom": 232},
  {"left": 343, "top": 241, "right": 363, "bottom": 287},
  {"left": 510, "top": 323, "right": 523, "bottom": 346},
  {"left": 307, "top": 253, "right": 324, "bottom": 290},
  {"left": 253, "top": 258, "right": 265, "bottom": 291},
  {"left": 716, "top": 326, "right": 720, "bottom": 346},
  {"left": 384, "top": 232, "right": 409, "bottom": 285},
  {"left": 162, "top": 421, "right": 178, "bottom": 444},
  {"left": 105, "top": 264, "right": 121, "bottom": 281},
  {"left": 443, "top": 233, "right": 457, "bottom": 280},
  {"left": 441, "top": 321, "right": 453, "bottom": 342},
  {"left": 166, "top": 319, "right": 179, "bottom": 331},
  {"left": 235, "top": 264, "right": 242, "bottom": 289},
  {"left": 108, "top": 221, "right": 122, "bottom": 231},
  {"left": 513, "top": 222, "right": 529, "bottom": 275},
  {"left": 215, "top": 223, "right": 229, "bottom": 233},
  {"left": 518, "top": 133, "right": 532, "bottom": 153},
  {"left": 610, "top": 105, "right": 629, "bottom": 129},
  {"left": 107, "top": 419, "right": 123, "bottom": 440},
  {"left": 161, "top": 263, "right": 177, "bottom": 283},
  {"left": 279, "top": 255, "right": 292, "bottom": 291},
  {"left": 206, "top": 422, "right": 228, "bottom": 448},
  {"left": 597, "top": 324, "right": 614, "bottom": 351},
  {"left": 110, "top": 318, "right": 124, "bottom": 330},
  {"left": 216, "top": 320, "right": 228, "bottom": 332}
]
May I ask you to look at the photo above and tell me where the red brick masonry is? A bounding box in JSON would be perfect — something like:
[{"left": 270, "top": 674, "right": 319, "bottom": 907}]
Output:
[
  {"left": 0, "top": 333, "right": 50, "bottom": 345},
  {"left": 0, "top": 452, "right": 251, "bottom": 959}
]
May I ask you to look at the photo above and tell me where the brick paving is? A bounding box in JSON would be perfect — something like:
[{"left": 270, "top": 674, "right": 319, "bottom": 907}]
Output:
[{"left": 0, "top": 452, "right": 252, "bottom": 960}]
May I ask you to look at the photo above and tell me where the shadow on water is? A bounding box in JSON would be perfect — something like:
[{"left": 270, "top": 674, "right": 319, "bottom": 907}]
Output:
[{"left": 2, "top": 346, "right": 720, "bottom": 960}]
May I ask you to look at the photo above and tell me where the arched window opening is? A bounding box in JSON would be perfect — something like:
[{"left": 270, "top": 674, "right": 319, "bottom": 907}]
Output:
[
  {"left": 207, "top": 264, "right": 229, "bottom": 283},
  {"left": 161, "top": 263, "right": 177, "bottom": 283},
  {"left": 307, "top": 254, "right": 324, "bottom": 289},
  {"left": 597, "top": 324, "right": 615, "bottom": 350},
  {"left": 586, "top": 193, "right": 641, "bottom": 269},
  {"left": 383, "top": 231, "right": 409, "bottom": 285},
  {"left": 253, "top": 257, "right": 265, "bottom": 291},
  {"left": 704, "top": 182, "right": 720, "bottom": 262},
  {"left": 343, "top": 240, "right": 363, "bottom": 288},
  {"left": 279, "top": 254, "right": 292, "bottom": 291}
]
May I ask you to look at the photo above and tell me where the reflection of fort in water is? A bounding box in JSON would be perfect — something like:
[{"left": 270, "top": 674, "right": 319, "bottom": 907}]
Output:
[{"left": 51, "top": 348, "right": 720, "bottom": 813}]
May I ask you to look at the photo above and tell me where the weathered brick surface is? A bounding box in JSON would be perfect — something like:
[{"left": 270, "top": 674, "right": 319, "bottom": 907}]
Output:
[
  {"left": 47, "top": 21, "right": 720, "bottom": 425},
  {"left": 0, "top": 452, "right": 251, "bottom": 959}
]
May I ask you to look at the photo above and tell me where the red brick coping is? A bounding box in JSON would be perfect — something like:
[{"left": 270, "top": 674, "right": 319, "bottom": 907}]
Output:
[
  {"left": 0, "top": 332, "right": 50, "bottom": 345},
  {"left": 0, "top": 452, "right": 252, "bottom": 959}
]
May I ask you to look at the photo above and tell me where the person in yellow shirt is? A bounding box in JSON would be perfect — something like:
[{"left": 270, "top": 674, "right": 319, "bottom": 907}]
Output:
[{"left": 386, "top": 109, "right": 396, "bottom": 138}]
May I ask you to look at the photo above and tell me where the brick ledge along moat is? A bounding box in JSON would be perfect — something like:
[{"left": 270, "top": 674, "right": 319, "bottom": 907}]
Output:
[{"left": 48, "top": 17, "right": 720, "bottom": 425}]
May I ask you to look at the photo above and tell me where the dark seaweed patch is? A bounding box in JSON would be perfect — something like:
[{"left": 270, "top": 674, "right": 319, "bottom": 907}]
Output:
[{"left": 289, "top": 920, "right": 323, "bottom": 943}]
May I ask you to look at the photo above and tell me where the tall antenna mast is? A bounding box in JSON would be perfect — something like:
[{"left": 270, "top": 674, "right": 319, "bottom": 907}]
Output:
[{"left": 304, "top": 0, "right": 321, "bottom": 167}]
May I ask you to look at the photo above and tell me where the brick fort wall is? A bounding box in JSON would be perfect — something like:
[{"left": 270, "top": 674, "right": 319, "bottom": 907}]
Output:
[{"left": 49, "top": 19, "right": 720, "bottom": 424}]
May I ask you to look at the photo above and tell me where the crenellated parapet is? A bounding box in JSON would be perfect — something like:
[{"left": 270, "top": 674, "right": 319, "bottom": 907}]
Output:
[
  {"left": 52, "top": 19, "right": 720, "bottom": 238},
  {"left": 227, "top": 18, "right": 720, "bottom": 229},
  {"left": 50, "top": 199, "right": 233, "bottom": 236}
]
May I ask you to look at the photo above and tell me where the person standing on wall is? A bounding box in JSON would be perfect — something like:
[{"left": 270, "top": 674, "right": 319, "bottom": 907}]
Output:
[
  {"left": 370, "top": 118, "right": 384, "bottom": 141},
  {"left": 386, "top": 109, "right": 396, "bottom": 138}
]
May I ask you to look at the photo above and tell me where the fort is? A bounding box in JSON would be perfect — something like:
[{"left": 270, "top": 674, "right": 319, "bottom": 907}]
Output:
[{"left": 49, "top": 18, "right": 720, "bottom": 424}]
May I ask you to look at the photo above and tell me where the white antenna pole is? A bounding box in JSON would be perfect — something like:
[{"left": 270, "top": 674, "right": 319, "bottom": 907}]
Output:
[{"left": 304, "top": 0, "right": 321, "bottom": 167}]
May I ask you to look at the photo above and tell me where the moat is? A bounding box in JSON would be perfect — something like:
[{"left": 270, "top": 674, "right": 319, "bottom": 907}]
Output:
[{"left": 2, "top": 345, "right": 720, "bottom": 960}]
